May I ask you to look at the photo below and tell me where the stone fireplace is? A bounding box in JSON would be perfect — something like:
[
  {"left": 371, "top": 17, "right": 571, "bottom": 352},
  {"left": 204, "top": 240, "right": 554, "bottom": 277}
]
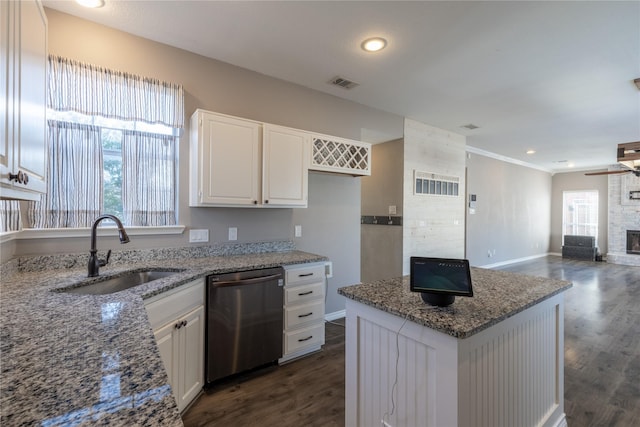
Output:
[
  {"left": 628, "top": 230, "right": 640, "bottom": 255},
  {"left": 608, "top": 167, "right": 640, "bottom": 266}
]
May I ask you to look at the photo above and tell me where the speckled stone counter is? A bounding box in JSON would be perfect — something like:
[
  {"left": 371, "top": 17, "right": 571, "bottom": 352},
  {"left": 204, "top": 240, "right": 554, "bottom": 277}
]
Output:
[
  {"left": 0, "top": 242, "right": 327, "bottom": 426},
  {"left": 338, "top": 267, "right": 572, "bottom": 338}
]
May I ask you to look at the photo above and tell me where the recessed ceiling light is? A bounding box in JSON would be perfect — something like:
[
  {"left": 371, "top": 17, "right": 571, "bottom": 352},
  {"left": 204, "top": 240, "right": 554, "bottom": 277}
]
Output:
[
  {"left": 361, "top": 37, "right": 387, "bottom": 52},
  {"left": 526, "top": 150, "right": 536, "bottom": 155},
  {"left": 76, "top": 0, "right": 105, "bottom": 8}
]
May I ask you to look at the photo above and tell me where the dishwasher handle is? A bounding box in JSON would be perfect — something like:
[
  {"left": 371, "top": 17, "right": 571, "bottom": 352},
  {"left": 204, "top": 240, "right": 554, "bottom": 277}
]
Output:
[{"left": 210, "top": 273, "right": 283, "bottom": 288}]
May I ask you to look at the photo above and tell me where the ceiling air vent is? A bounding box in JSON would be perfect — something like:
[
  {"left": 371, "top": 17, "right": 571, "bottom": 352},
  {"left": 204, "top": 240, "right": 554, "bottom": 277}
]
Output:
[{"left": 329, "top": 76, "right": 359, "bottom": 90}]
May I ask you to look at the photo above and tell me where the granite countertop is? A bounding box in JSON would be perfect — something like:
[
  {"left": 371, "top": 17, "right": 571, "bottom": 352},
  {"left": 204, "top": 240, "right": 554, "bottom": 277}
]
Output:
[
  {"left": 0, "top": 242, "right": 327, "bottom": 426},
  {"left": 338, "top": 267, "right": 572, "bottom": 339}
]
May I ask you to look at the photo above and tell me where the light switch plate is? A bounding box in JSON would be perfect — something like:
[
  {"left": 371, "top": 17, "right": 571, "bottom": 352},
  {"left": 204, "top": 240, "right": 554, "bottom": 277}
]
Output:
[{"left": 294, "top": 225, "right": 302, "bottom": 237}]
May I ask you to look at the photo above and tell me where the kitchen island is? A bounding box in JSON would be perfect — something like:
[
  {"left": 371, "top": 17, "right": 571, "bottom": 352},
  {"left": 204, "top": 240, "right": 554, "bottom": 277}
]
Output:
[
  {"left": 338, "top": 267, "right": 572, "bottom": 427},
  {"left": 0, "top": 241, "right": 327, "bottom": 426}
]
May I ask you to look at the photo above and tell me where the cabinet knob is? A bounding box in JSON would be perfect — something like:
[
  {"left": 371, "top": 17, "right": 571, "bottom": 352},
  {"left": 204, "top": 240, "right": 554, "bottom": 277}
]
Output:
[
  {"left": 8, "top": 171, "right": 28, "bottom": 185},
  {"left": 175, "top": 320, "right": 187, "bottom": 329},
  {"left": 253, "top": 200, "right": 258, "bottom": 205},
  {"left": 265, "top": 199, "right": 269, "bottom": 204}
]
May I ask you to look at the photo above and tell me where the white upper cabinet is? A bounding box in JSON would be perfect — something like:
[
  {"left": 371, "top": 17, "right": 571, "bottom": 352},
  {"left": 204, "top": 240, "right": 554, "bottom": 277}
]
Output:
[
  {"left": 190, "top": 110, "right": 310, "bottom": 208},
  {"left": 262, "top": 124, "right": 309, "bottom": 207},
  {"left": 191, "top": 110, "right": 262, "bottom": 206},
  {"left": 0, "top": 0, "right": 47, "bottom": 201}
]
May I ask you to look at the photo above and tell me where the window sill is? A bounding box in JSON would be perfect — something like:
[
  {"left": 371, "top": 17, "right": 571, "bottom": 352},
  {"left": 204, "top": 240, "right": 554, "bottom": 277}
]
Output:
[{"left": 0, "top": 225, "right": 186, "bottom": 242}]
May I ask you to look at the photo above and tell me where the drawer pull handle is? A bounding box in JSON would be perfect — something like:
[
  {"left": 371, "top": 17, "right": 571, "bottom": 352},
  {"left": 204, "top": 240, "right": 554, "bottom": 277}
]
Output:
[
  {"left": 298, "top": 335, "right": 313, "bottom": 342},
  {"left": 298, "top": 273, "right": 314, "bottom": 277},
  {"left": 174, "top": 320, "right": 187, "bottom": 329},
  {"left": 298, "top": 290, "right": 313, "bottom": 296},
  {"left": 298, "top": 312, "right": 313, "bottom": 318}
]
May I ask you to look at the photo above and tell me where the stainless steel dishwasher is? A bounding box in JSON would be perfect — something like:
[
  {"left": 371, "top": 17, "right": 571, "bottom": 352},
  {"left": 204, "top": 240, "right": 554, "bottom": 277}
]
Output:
[{"left": 206, "top": 267, "right": 284, "bottom": 384}]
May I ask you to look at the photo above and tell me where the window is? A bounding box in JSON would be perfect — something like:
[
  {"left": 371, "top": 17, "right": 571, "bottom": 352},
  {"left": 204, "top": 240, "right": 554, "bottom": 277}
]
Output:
[
  {"left": 20, "top": 55, "right": 184, "bottom": 229},
  {"left": 562, "top": 190, "right": 598, "bottom": 244},
  {"left": 103, "top": 129, "right": 124, "bottom": 218}
]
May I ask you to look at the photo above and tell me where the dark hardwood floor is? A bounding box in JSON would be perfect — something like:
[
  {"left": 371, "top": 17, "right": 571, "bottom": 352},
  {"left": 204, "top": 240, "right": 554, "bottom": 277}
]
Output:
[
  {"left": 498, "top": 257, "right": 640, "bottom": 427},
  {"left": 182, "top": 318, "right": 345, "bottom": 427},
  {"left": 183, "top": 257, "right": 640, "bottom": 426}
]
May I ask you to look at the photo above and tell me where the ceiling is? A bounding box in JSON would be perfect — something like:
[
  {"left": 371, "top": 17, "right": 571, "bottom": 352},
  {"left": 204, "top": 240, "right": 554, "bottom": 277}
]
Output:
[{"left": 42, "top": 1, "right": 640, "bottom": 173}]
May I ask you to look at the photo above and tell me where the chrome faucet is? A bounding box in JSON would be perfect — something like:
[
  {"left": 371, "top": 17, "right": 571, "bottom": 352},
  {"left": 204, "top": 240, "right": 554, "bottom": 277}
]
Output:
[{"left": 88, "top": 214, "right": 130, "bottom": 277}]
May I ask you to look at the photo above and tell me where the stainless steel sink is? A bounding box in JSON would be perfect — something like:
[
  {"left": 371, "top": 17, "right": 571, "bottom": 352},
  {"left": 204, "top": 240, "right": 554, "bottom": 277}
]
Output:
[{"left": 59, "top": 270, "right": 182, "bottom": 295}]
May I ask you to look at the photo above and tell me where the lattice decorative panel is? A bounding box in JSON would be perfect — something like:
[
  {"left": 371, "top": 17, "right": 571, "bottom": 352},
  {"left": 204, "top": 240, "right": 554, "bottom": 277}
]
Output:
[{"left": 310, "top": 136, "right": 371, "bottom": 176}]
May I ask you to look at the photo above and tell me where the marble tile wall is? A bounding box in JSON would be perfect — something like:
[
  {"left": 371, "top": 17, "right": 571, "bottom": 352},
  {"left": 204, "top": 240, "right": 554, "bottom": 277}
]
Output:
[{"left": 607, "top": 168, "right": 640, "bottom": 266}]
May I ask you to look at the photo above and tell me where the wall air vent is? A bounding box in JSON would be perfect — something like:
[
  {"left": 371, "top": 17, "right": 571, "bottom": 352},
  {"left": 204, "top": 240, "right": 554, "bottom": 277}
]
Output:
[{"left": 329, "top": 76, "right": 359, "bottom": 90}]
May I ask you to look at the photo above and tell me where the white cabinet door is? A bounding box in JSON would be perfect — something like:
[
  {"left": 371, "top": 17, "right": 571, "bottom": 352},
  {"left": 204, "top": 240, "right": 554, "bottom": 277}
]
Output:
[
  {"left": 0, "top": 1, "right": 12, "bottom": 186},
  {"left": 176, "top": 305, "right": 204, "bottom": 412},
  {"left": 192, "top": 111, "right": 261, "bottom": 206},
  {"left": 145, "top": 279, "right": 204, "bottom": 413},
  {"left": 262, "top": 124, "right": 309, "bottom": 207},
  {"left": 0, "top": 0, "right": 47, "bottom": 201},
  {"left": 15, "top": 0, "right": 47, "bottom": 194},
  {"left": 154, "top": 320, "right": 178, "bottom": 392}
]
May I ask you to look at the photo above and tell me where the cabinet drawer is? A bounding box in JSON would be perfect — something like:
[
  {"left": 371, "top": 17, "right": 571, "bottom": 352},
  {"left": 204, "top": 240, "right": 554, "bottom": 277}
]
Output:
[
  {"left": 145, "top": 279, "right": 204, "bottom": 330},
  {"left": 285, "top": 264, "right": 325, "bottom": 286},
  {"left": 285, "top": 300, "right": 324, "bottom": 329},
  {"left": 284, "top": 323, "right": 325, "bottom": 355},
  {"left": 285, "top": 281, "right": 324, "bottom": 305}
]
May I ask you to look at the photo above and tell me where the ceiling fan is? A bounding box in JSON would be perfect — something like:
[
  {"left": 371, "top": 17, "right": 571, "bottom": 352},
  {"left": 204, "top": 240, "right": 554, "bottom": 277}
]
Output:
[{"left": 585, "top": 142, "right": 640, "bottom": 177}]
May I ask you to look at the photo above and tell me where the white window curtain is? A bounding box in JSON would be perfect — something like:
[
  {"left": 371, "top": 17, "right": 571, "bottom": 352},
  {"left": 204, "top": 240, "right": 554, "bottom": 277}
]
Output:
[
  {"left": 0, "top": 201, "right": 21, "bottom": 232},
  {"left": 122, "top": 131, "right": 176, "bottom": 226},
  {"left": 28, "top": 122, "right": 103, "bottom": 228},
  {"left": 48, "top": 56, "right": 184, "bottom": 129},
  {"left": 19, "top": 55, "right": 185, "bottom": 229}
]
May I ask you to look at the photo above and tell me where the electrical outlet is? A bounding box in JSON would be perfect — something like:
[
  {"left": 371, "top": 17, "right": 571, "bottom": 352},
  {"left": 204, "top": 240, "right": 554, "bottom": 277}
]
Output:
[
  {"left": 189, "top": 229, "right": 209, "bottom": 243},
  {"left": 294, "top": 225, "right": 302, "bottom": 237},
  {"left": 228, "top": 227, "right": 237, "bottom": 241},
  {"left": 325, "top": 261, "right": 333, "bottom": 278},
  {"left": 388, "top": 205, "right": 397, "bottom": 215}
]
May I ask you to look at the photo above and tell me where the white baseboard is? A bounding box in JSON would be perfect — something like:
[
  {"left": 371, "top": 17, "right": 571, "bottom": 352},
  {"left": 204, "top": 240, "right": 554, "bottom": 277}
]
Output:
[
  {"left": 479, "top": 253, "right": 551, "bottom": 269},
  {"left": 325, "top": 309, "right": 345, "bottom": 321}
]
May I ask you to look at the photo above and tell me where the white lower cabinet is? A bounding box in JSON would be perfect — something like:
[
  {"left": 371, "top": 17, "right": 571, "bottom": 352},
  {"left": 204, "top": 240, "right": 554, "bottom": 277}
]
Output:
[
  {"left": 145, "top": 278, "right": 204, "bottom": 413},
  {"left": 280, "top": 263, "right": 326, "bottom": 363}
]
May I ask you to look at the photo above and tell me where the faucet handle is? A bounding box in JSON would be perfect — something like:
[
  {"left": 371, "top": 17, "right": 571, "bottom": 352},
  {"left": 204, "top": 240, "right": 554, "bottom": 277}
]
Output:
[{"left": 99, "top": 249, "right": 112, "bottom": 267}]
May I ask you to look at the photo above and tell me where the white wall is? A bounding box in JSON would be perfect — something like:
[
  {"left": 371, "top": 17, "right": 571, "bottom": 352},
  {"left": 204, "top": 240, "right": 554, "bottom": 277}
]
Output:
[
  {"left": 292, "top": 172, "right": 361, "bottom": 314},
  {"left": 465, "top": 153, "right": 551, "bottom": 266},
  {"left": 402, "top": 118, "right": 466, "bottom": 274},
  {"left": 361, "top": 139, "right": 404, "bottom": 282},
  {"left": 550, "top": 170, "right": 608, "bottom": 254}
]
